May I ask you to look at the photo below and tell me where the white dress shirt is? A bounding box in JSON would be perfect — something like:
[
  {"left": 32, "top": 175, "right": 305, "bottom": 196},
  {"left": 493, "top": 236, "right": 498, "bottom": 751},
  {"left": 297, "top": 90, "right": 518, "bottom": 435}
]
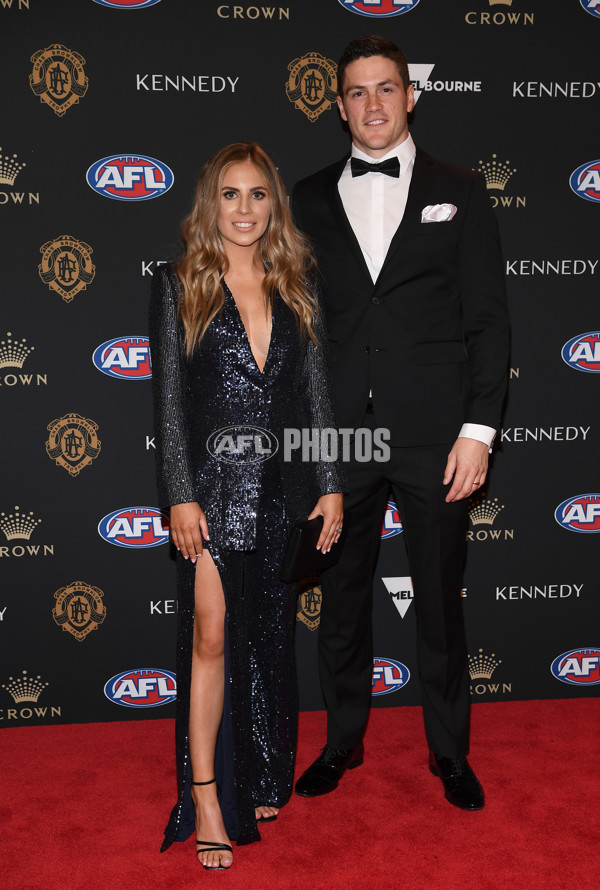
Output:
[{"left": 338, "top": 135, "right": 495, "bottom": 449}]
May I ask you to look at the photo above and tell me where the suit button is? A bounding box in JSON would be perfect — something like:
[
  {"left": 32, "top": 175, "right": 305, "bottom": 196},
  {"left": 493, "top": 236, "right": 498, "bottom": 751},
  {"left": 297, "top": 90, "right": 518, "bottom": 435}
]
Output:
[{"left": 371, "top": 297, "right": 381, "bottom": 304}]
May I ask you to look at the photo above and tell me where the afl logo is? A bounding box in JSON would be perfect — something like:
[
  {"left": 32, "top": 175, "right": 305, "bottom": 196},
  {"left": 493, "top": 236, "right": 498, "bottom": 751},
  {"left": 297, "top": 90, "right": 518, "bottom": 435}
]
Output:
[
  {"left": 98, "top": 507, "right": 169, "bottom": 548},
  {"left": 92, "top": 336, "right": 152, "bottom": 380},
  {"left": 372, "top": 657, "right": 410, "bottom": 696},
  {"left": 338, "top": 0, "right": 420, "bottom": 18},
  {"left": 381, "top": 500, "right": 403, "bottom": 539},
  {"left": 93, "top": 1, "right": 161, "bottom": 8},
  {"left": 207, "top": 425, "right": 278, "bottom": 463},
  {"left": 104, "top": 668, "right": 177, "bottom": 708},
  {"left": 570, "top": 160, "right": 600, "bottom": 203},
  {"left": 561, "top": 332, "right": 600, "bottom": 373},
  {"left": 580, "top": 1, "right": 600, "bottom": 19},
  {"left": 86, "top": 154, "right": 174, "bottom": 201},
  {"left": 550, "top": 648, "right": 600, "bottom": 687},
  {"left": 555, "top": 494, "right": 600, "bottom": 534}
]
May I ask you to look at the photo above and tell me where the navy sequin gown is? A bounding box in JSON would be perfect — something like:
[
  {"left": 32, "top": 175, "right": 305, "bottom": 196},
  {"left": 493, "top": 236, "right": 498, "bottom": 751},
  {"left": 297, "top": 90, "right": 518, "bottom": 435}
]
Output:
[{"left": 149, "top": 264, "right": 343, "bottom": 848}]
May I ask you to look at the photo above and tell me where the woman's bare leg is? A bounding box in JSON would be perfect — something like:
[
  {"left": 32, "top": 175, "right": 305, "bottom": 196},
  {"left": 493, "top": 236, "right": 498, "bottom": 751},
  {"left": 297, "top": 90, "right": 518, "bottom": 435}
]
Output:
[{"left": 188, "top": 551, "right": 233, "bottom": 869}]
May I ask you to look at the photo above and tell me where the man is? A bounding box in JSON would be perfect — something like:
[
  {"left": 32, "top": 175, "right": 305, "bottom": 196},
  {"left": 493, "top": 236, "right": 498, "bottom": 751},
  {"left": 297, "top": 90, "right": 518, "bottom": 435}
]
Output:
[{"left": 292, "top": 36, "right": 509, "bottom": 810}]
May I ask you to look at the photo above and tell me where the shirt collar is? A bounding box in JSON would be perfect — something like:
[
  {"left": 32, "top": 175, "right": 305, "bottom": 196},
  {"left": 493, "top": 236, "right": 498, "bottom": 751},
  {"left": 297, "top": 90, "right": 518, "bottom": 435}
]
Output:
[{"left": 350, "top": 134, "right": 416, "bottom": 173}]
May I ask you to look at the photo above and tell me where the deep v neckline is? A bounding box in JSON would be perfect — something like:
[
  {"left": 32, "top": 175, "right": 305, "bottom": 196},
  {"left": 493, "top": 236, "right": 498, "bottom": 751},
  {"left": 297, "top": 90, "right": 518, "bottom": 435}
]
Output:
[{"left": 223, "top": 279, "right": 273, "bottom": 376}]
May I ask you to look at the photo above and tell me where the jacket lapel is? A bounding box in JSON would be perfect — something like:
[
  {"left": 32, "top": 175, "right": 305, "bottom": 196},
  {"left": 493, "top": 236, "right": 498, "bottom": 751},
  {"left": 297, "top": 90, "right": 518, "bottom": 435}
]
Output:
[
  {"left": 323, "top": 156, "right": 374, "bottom": 286},
  {"left": 374, "top": 148, "right": 435, "bottom": 288}
]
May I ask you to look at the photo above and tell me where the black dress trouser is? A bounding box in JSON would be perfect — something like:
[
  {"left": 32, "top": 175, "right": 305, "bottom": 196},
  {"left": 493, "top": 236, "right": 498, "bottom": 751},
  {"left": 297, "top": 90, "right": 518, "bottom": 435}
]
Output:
[{"left": 318, "top": 417, "right": 471, "bottom": 759}]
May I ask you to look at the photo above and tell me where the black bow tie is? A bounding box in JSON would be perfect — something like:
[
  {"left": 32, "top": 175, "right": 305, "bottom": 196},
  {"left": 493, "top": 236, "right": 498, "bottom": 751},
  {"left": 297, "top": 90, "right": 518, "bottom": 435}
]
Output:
[{"left": 350, "top": 157, "right": 400, "bottom": 178}]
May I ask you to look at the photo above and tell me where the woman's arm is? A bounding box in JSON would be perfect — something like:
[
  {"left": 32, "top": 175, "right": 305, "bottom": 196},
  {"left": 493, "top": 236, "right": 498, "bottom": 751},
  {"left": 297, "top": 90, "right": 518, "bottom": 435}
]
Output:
[
  {"left": 150, "top": 267, "right": 212, "bottom": 562},
  {"left": 149, "top": 266, "right": 197, "bottom": 507},
  {"left": 302, "top": 279, "right": 346, "bottom": 552}
]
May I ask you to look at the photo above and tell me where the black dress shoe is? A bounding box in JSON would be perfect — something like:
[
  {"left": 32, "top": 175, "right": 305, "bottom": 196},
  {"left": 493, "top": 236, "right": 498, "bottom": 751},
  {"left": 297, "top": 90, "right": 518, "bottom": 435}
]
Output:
[
  {"left": 429, "top": 751, "right": 485, "bottom": 810},
  {"left": 294, "top": 743, "right": 364, "bottom": 797}
]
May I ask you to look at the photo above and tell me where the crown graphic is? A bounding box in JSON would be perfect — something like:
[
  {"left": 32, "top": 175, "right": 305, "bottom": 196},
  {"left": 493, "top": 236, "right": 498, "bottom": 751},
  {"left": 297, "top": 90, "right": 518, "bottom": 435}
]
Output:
[
  {"left": 476, "top": 154, "right": 517, "bottom": 191},
  {"left": 489, "top": 1, "right": 512, "bottom": 6},
  {"left": 469, "top": 495, "right": 504, "bottom": 526},
  {"left": 0, "top": 148, "right": 26, "bottom": 186},
  {"left": 2, "top": 670, "right": 49, "bottom": 703},
  {"left": 0, "top": 332, "right": 34, "bottom": 369},
  {"left": 0, "top": 506, "right": 42, "bottom": 541},
  {"left": 468, "top": 649, "right": 502, "bottom": 680}
]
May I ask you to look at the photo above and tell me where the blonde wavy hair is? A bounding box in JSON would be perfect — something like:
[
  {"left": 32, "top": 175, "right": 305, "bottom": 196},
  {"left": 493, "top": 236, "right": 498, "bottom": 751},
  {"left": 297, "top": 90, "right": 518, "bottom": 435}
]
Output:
[{"left": 177, "top": 142, "right": 317, "bottom": 355}]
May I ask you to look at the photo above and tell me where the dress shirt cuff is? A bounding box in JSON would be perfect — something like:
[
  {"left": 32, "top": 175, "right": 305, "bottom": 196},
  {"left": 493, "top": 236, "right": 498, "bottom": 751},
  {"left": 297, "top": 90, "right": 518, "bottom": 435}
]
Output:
[{"left": 458, "top": 423, "right": 496, "bottom": 452}]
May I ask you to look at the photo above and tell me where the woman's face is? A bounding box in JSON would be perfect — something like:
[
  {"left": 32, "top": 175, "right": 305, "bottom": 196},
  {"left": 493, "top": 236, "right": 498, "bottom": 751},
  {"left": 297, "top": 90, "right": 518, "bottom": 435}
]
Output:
[{"left": 217, "top": 160, "right": 271, "bottom": 254}]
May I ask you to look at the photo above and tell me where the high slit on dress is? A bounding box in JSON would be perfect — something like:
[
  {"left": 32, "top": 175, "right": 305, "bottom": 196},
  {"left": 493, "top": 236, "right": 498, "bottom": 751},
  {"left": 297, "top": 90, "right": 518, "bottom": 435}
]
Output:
[{"left": 150, "top": 265, "right": 343, "bottom": 849}]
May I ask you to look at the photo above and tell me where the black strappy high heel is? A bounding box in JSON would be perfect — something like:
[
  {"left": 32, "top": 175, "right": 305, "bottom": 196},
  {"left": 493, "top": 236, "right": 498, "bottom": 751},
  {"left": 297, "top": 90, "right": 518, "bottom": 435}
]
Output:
[{"left": 190, "top": 778, "right": 233, "bottom": 871}]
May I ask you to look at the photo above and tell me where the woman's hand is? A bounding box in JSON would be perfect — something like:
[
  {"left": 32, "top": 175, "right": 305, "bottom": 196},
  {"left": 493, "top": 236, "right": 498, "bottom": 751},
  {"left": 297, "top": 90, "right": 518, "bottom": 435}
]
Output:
[
  {"left": 169, "top": 502, "right": 209, "bottom": 563},
  {"left": 307, "top": 492, "right": 344, "bottom": 554}
]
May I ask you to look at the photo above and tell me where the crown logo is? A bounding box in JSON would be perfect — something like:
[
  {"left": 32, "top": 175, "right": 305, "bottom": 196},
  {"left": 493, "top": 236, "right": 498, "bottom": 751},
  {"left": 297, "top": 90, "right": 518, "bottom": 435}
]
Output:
[
  {"left": 489, "top": 0, "right": 512, "bottom": 6},
  {"left": 468, "top": 494, "right": 504, "bottom": 526},
  {"left": 476, "top": 154, "right": 517, "bottom": 191},
  {"left": 0, "top": 332, "right": 35, "bottom": 369},
  {"left": 0, "top": 506, "right": 42, "bottom": 541},
  {"left": 0, "top": 148, "right": 27, "bottom": 186},
  {"left": 469, "top": 649, "right": 502, "bottom": 680},
  {"left": 2, "top": 670, "right": 49, "bottom": 703}
]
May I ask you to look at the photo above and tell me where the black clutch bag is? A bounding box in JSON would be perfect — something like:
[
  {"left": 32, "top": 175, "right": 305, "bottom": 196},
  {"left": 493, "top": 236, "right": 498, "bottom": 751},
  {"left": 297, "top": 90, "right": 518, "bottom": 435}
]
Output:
[{"left": 279, "top": 515, "right": 345, "bottom": 584}]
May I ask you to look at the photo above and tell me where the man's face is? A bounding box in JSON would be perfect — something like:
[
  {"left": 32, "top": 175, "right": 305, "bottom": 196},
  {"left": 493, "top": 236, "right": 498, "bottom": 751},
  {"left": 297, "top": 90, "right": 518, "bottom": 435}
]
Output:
[{"left": 337, "top": 55, "right": 415, "bottom": 159}]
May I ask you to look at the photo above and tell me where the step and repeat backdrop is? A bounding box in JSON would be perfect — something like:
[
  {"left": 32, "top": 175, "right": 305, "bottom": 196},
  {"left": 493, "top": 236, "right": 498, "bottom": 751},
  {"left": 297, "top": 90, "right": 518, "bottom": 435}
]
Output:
[{"left": 1, "top": 0, "right": 599, "bottom": 727}]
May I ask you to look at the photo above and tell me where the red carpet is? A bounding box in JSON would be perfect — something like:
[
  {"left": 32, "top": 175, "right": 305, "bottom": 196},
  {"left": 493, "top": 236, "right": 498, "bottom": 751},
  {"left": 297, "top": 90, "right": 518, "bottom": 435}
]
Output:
[{"left": 2, "top": 700, "right": 598, "bottom": 890}]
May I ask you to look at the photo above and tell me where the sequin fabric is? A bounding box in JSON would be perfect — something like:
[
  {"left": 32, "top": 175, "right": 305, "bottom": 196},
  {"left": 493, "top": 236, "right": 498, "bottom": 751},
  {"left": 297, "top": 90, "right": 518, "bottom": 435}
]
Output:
[{"left": 150, "top": 265, "right": 344, "bottom": 848}]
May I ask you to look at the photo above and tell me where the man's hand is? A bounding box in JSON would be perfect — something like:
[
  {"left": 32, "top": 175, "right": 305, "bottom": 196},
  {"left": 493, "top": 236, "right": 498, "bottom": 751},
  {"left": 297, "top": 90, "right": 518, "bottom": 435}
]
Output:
[{"left": 443, "top": 437, "right": 489, "bottom": 503}]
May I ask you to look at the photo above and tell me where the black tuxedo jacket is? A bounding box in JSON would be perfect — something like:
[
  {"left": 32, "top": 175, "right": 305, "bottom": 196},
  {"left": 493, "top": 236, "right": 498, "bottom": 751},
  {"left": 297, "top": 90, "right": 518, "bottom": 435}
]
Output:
[{"left": 292, "top": 147, "right": 510, "bottom": 446}]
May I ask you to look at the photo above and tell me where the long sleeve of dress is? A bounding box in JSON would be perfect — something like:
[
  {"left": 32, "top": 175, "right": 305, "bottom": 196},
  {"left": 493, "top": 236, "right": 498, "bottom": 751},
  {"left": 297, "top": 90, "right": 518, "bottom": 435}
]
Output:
[
  {"left": 149, "top": 266, "right": 197, "bottom": 507},
  {"left": 301, "top": 286, "right": 346, "bottom": 497}
]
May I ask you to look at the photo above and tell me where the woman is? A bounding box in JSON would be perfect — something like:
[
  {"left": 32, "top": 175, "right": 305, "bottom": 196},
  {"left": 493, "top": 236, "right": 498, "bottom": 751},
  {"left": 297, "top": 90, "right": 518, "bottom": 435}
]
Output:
[{"left": 150, "top": 142, "right": 344, "bottom": 869}]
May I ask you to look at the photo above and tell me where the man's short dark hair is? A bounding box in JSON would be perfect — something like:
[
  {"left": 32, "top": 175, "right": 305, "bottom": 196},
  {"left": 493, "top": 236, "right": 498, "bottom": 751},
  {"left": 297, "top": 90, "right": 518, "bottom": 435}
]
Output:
[{"left": 337, "top": 35, "right": 410, "bottom": 95}]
